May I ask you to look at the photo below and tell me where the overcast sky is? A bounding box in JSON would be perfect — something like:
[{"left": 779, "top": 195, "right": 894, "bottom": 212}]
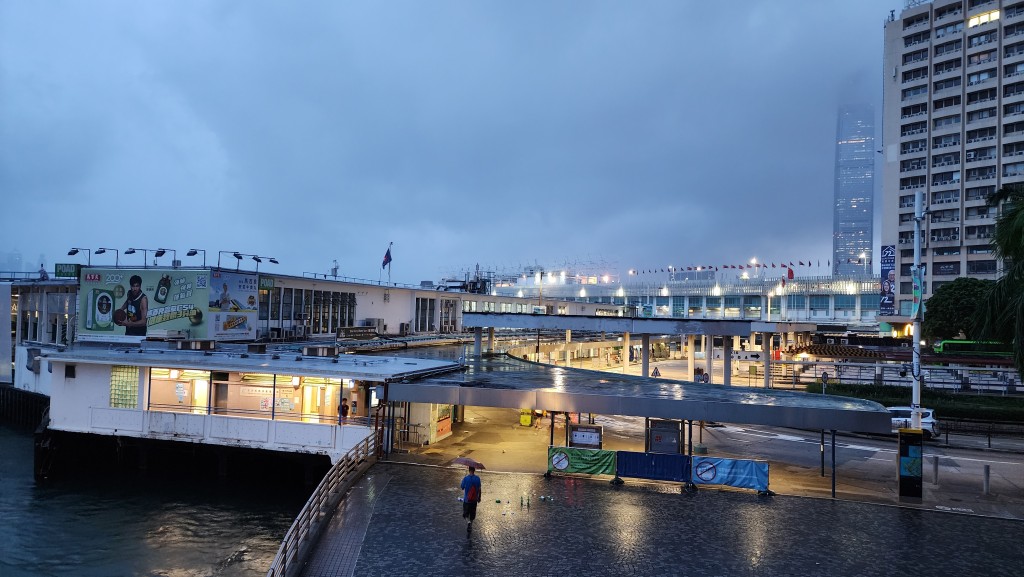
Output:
[{"left": 1, "top": 1, "right": 897, "bottom": 284}]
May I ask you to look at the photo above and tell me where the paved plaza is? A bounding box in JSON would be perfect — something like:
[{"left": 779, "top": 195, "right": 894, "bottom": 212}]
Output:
[{"left": 305, "top": 462, "right": 1023, "bottom": 577}]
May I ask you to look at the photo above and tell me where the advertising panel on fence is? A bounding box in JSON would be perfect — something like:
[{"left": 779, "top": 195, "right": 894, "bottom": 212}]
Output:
[
  {"left": 548, "top": 447, "right": 616, "bottom": 475},
  {"left": 691, "top": 457, "right": 769, "bottom": 492},
  {"left": 208, "top": 270, "right": 258, "bottom": 340},
  {"left": 880, "top": 245, "right": 896, "bottom": 316},
  {"left": 568, "top": 424, "right": 603, "bottom": 449},
  {"left": 78, "top": 268, "right": 209, "bottom": 342}
]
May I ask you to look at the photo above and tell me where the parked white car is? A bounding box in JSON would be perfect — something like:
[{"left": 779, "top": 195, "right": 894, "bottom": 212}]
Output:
[{"left": 887, "top": 406, "right": 940, "bottom": 440}]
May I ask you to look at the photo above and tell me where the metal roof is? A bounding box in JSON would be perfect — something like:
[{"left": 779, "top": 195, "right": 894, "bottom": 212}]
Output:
[
  {"left": 389, "top": 353, "right": 892, "bottom": 433},
  {"left": 461, "top": 312, "right": 816, "bottom": 337}
]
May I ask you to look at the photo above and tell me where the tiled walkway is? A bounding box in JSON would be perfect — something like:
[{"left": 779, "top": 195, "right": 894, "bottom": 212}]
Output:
[{"left": 299, "top": 470, "right": 393, "bottom": 577}]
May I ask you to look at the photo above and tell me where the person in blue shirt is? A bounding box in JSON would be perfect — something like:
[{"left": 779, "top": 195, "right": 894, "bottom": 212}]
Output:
[{"left": 460, "top": 466, "right": 482, "bottom": 531}]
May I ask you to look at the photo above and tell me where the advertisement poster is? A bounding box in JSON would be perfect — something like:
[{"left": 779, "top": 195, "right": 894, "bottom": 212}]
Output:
[
  {"left": 78, "top": 268, "right": 209, "bottom": 342},
  {"left": 208, "top": 270, "right": 258, "bottom": 340},
  {"left": 879, "top": 245, "right": 896, "bottom": 316}
]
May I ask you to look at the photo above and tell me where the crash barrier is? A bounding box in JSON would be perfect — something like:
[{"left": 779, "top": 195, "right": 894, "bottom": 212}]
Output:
[{"left": 547, "top": 447, "right": 769, "bottom": 492}]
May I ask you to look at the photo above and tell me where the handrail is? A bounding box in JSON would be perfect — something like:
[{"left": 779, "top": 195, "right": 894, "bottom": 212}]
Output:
[{"left": 265, "top": 432, "right": 378, "bottom": 577}]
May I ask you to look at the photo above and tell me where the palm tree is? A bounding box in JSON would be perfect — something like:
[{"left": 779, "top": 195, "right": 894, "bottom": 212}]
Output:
[{"left": 977, "top": 183, "right": 1024, "bottom": 378}]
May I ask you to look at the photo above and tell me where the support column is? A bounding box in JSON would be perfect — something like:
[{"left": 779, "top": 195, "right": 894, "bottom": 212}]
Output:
[
  {"left": 623, "top": 331, "right": 630, "bottom": 373},
  {"left": 641, "top": 334, "right": 650, "bottom": 377},
  {"left": 723, "top": 337, "right": 732, "bottom": 386},
  {"left": 487, "top": 327, "right": 495, "bottom": 353},
  {"left": 565, "top": 329, "right": 571, "bottom": 343},
  {"left": 704, "top": 335, "right": 713, "bottom": 382},
  {"left": 687, "top": 335, "right": 696, "bottom": 379},
  {"left": 763, "top": 332, "right": 773, "bottom": 389},
  {"left": 473, "top": 327, "right": 483, "bottom": 358}
]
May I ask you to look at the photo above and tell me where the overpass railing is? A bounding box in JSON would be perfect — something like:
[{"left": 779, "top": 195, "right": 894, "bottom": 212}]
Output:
[{"left": 265, "top": 432, "right": 378, "bottom": 577}]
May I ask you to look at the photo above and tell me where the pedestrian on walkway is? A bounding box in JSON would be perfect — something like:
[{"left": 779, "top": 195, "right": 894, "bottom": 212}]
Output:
[
  {"left": 460, "top": 466, "right": 482, "bottom": 531},
  {"left": 338, "top": 398, "right": 350, "bottom": 424}
]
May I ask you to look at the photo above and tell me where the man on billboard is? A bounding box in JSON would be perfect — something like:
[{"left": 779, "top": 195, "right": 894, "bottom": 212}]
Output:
[{"left": 116, "top": 275, "right": 149, "bottom": 336}]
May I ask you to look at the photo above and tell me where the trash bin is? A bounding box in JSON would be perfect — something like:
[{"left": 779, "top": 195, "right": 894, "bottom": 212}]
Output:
[{"left": 519, "top": 409, "right": 533, "bottom": 427}]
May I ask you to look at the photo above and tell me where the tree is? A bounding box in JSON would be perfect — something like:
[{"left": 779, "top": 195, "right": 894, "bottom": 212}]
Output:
[
  {"left": 922, "top": 277, "right": 993, "bottom": 341},
  {"left": 977, "top": 183, "right": 1024, "bottom": 378}
]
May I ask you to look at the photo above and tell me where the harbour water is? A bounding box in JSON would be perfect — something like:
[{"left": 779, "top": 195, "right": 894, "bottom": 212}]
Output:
[{"left": 0, "top": 425, "right": 305, "bottom": 577}]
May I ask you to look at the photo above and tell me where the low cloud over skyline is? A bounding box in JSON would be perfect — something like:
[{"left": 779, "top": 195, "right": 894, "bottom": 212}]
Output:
[{"left": 1, "top": 1, "right": 897, "bottom": 283}]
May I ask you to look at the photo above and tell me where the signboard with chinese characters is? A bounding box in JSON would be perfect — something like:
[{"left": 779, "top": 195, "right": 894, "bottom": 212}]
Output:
[
  {"left": 208, "top": 270, "right": 258, "bottom": 340},
  {"left": 78, "top": 268, "right": 209, "bottom": 342},
  {"left": 879, "top": 245, "right": 896, "bottom": 316}
]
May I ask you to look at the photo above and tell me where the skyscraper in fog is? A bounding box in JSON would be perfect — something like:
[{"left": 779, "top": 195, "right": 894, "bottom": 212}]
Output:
[{"left": 833, "top": 104, "right": 875, "bottom": 276}]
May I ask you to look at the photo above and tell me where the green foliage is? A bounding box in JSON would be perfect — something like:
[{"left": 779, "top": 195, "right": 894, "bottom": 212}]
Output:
[
  {"left": 977, "top": 184, "right": 1024, "bottom": 379},
  {"left": 810, "top": 382, "right": 1024, "bottom": 421},
  {"left": 922, "top": 277, "right": 993, "bottom": 341}
]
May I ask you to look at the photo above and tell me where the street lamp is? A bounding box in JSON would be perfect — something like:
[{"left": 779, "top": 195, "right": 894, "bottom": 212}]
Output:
[
  {"left": 67, "top": 248, "right": 91, "bottom": 265},
  {"left": 247, "top": 254, "right": 279, "bottom": 273},
  {"left": 124, "top": 247, "right": 161, "bottom": 268},
  {"left": 217, "top": 251, "right": 243, "bottom": 268},
  {"left": 95, "top": 247, "right": 119, "bottom": 267},
  {"left": 157, "top": 248, "right": 177, "bottom": 267},
  {"left": 186, "top": 249, "right": 206, "bottom": 267},
  {"left": 859, "top": 251, "right": 869, "bottom": 275}
]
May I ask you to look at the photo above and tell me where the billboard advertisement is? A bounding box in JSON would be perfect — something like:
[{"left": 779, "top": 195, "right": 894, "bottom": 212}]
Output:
[
  {"left": 880, "top": 245, "right": 896, "bottom": 316},
  {"left": 78, "top": 268, "right": 209, "bottom": 342},
  {"left": 208, "top": 270, "right": 258, "bottom": 340}
]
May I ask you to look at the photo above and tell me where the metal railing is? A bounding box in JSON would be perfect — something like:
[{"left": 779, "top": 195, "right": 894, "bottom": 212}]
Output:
[{"left": 265, "top": 432, "right": 378, "bottom": 577}]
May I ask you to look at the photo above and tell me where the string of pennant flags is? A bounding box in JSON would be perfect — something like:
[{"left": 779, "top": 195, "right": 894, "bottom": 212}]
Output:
[{"left": 629, "top": 260, "right": 839, "bottom": 275}]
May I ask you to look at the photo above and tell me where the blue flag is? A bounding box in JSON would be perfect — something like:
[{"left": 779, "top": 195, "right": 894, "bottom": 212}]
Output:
[{"left": 382, "top": 247, "right": 392, "bottom": 269}]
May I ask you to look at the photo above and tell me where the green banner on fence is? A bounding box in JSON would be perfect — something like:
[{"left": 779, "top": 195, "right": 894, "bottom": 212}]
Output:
[{"left": 547, "top": 447, "right": 616, "bottom": 475}]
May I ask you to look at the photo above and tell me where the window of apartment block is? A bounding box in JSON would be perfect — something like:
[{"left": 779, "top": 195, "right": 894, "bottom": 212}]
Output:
[
  {"left": 1006, "top": 82, "right": 1024, "bottom": 98},
  {"left": 967, "top": 9, "right": 999, "bottom": 28},
  {"left": 903, "top": 103, "right": 927, "bottom": 118},
  {"left": 931, "top": 208, "right": 960, "bottom": 223},
  {"left": 969, "top": 245, "right": 995, "bottom": 254},
  {"left": 905, "top": 48, "right": 929, "bottom": 65},
  {"left": 968, "top": 30, "right": 997, "bottom": 47},
  {"left": 967, "top": 126, "right": 997, "bottom": 141},
  {"left": 968, "top": 87, "right": 997, "bottom": 104},
  {"left": 1004, "top": 121, "right": 1024, "bottom": 137},
  {"left": 967, "top": 260, "right": 997, "bottom": 274},
  {"left": 935, "top": 38, "right": 962, "bottom": 56},
  {"left": 967, "top": 107, "right": 997, "bottom": 123},
  {"left": 903, "top": 84, "right": 929, "bottom": 100},
  {"left": 937, "top": 21, "right": 965, "bottom": 37},
  {"left": 1006, "top": 61, "right": 1024, "bottom": 78},
  {"left": 933, "top": 134, "right": 959, "bottom": 149},
  {"left": 906, "top": 30, "right": 931, "bottom": 47},
  {"left": 934, "top": 58, "right": 961, "bottom": 75},
  {"left": 933, "top": 114, "right": 961, "bottom": 129},
  {"left": 901, "top": 248, "right": 928, "bottom": 258},
  {"left": 966, "top": 205, "right": 994, "bottom": 219},
  {"left": 902, "top": 158, "right": 927, "bottom": 172},
  {"left": 933, "top": 77, "right": 961, "bottom": 93},
  {"left": 933, "top": 247, "right": 962, "bottom": 256},
  {"left": 966, "top": 146, "right": 995, "bottom": 161},
  {"left": 968, "top": 50, "right": 996, "bottom": 66},
  {"left": 903, "top": 139, "right": 927, "bottom": 154},
  {"left": 932, "top": 189, "right": 960, "bottom": 204},
  {"left": 902, "top": 67, "right": 928, "bottom": 83},
  {"left": 1005, "top": 161, "right": 1024, "bottom": 176},
  {"left": 932, "top": 152, "right": 959, "bottom": 167},
  {"left": 1007, "top": 2, "right": 1024, "bottom": 19},
  {"left": 967, "top": 69, "right": 996, "bottom": 86},
  {"left": 1006, "top": 22, "right": 1024, "bottom": 39},
  {"left": 902, "top": 121, "right": 927, "bottom": 136},
  {"left": 933, "top": 96, "right": 961, "bottom": 111},
  {"left": 932, "top": 170, "right": 961, "bottom": 185},
  {"left": 966, "top": 185, "right": 996, "bottom": 200},
  {"left": 933, "top": 261, "right": 962, "bottom": 276},
  {"left": 901, "top": 175, "right": 927, "bottom": 189},
  {"left": 935, "top": 3, "right": 963, "bottom": 21},
  {"left": 904, "top": 12, "right": 929, "bottom": 29},
  {"left": 1006, "top": 40, "right": 1024, "bottom": 57}
]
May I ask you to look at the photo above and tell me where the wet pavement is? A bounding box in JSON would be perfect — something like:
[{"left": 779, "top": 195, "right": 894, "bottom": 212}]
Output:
[
  {"left": 309, "top": 463, "right": 1023, "bottom": 577},
  {"left": 300, "top": 405, "right": 1024, "bottom": 577}
]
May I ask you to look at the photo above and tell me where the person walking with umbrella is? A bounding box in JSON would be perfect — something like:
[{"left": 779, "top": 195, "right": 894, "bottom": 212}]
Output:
[{"left": 456, "top": 458, "right": 483, "bottom": 533}]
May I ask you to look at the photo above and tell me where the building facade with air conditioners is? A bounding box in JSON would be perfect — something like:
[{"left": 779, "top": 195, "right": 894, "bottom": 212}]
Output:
[{"left": 881, "top": 0, "right": 1019, "bottom": 322}]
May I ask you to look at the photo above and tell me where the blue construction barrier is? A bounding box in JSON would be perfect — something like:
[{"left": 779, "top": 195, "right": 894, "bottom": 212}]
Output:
[
  {"left": 691, "top": 456, "right": 769, "bottom": 492},
  {"left": 615, "top": 451, "right": 691, "bottom": 483}
]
